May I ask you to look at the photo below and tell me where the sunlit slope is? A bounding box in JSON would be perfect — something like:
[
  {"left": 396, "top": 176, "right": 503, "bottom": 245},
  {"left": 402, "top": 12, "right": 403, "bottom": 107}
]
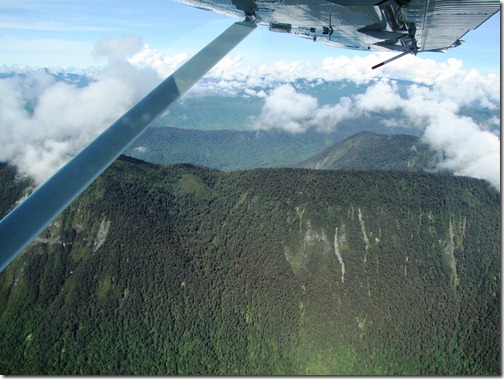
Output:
[
  {"left": 0, "top": 158, "right": 500, "bottom": 375},
  {"left": 296, "top": 131, "right": 439, "bottom": 171}
]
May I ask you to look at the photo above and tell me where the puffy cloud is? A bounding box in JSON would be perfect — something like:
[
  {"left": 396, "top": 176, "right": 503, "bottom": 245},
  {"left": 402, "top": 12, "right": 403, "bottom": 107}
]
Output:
[
  {"left": 95, "top": 36, "right": 143, "bottom": 63},
  {"left": 124, "top": 45, "right": 499, "bottom": 105},
  {"left": 253, "top": 85, "right": 356, "bottom": 133},
  {"left": 253, "top": 77, "right": 500, "bottom": 189},
  {"left": 1, "top": 38, "right": 499, "bottom": 190},
  {"left": 320, "top": 55, "right": 378, "bottom": 83},
  {"left": 431, "top": 69, "right": 499, "bottom": 109},
  {"left": 256, "top": 90, "right": 267, "bottom": 98},
  {"left": 309, "top": 97, "right": 356, "bottom": 132},
  {"left": 129, "top": 45, "right": 188, "bottom": 77},
  {"left": 386, "top": 56, "right": 465, "bottom": 85},
  {"left": 0, "top": 36, "right": 162, "bottom": 185},
  {"left": 354, "top": 79, "right": 403, "bottom": 112},
  {"left": 253, "top": 84, "right": 318, "bottom": 133},
  {"left": 422, "top": 111, "right": 500, "bottom": 187},
  {"left": 209, "top": 54, "right": 250, "bottom": 82},
  {"left": 125, "top": 46, "right": 498, "bottom": 112}
]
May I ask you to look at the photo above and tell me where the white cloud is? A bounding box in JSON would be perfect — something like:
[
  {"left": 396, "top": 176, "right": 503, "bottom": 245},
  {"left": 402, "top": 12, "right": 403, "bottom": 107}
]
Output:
[
  {"left": 422, "top": 112, "right": 500, "bottom": 187},
  {"left": 354, "top": 79, "right": 403, "bottom": 113},
  {"left": 309, "top": 97, "right": 356, "bottom": 132},
  {"left": 0, "top": 36, "right": 162, "bottom": 185},
  {"left": 1, "top": 40, "right": 499, "bottom": 190},
  {"left": 253, "top": 85, "right": 356, "bottom": 133},
  {"left": 244, "top": 88, "right": 257, "bottom": 97},
  {"left": 210, "top": 54, "right": 250, "bottom": 82},
  {"left": 128, "top": 45, "right": 188, "bottom": 77},
  {"left": 253, "top": 76, "right": 500, "bottom": 189},
  {"left": 256, "top": 90, "right": 267, "bottom": 98},
  {"left": 95, "top": 36, "right": 143, "bottom": 63},
  {"left": 253, "top": 84, "right": 318, "bottom": 133},
  {"left": 320, "top": 55, "right": 378, "bottom": 83}
]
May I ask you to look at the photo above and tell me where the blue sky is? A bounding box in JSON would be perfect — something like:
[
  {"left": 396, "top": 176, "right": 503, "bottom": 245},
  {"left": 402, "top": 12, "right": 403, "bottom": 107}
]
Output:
[{"left": 0, "top": 0, "right": 500, "bottom": 73}]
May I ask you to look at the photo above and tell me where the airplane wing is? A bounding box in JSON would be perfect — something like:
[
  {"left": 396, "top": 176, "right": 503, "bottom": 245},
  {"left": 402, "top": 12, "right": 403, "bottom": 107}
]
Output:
[{"left": 177, "top": 0, "right": 500, "bottom": 54}]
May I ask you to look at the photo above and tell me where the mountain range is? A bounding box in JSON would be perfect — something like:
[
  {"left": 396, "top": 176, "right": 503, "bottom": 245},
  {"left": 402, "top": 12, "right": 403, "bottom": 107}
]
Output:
[{"left": 0, "top": 157, "right": 499, "bottom": 375}]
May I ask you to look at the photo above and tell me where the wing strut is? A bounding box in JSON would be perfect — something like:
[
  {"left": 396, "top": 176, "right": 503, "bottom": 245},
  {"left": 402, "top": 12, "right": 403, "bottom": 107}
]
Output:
[{"left": 0, "top": 20, "right": 256, "bottom": 272}]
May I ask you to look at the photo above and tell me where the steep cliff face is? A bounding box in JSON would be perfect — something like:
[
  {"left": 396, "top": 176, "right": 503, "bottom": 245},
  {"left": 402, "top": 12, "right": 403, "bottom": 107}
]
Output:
[{"left": 0, "top": 158, "right": 500, "bottom": 375}]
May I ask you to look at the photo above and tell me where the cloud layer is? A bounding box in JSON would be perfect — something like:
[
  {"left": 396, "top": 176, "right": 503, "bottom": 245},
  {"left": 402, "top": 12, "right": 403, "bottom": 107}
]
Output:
[
  {"left": 250, "top": 78, "right": 499, "bottom": 189},
  {"left": 0, "top": 40, "right": 500, "bottom": 191}
]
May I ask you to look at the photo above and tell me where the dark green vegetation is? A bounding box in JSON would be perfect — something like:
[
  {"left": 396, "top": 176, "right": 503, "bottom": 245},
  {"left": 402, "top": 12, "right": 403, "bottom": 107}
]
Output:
[
  {"left": 0, "top": 158, "right": 500, "bottom": 375},
  {"left": 296, "top": 131, "right": 439, "bottom": 171},
  {"left": 0, "top": 163, "right": 33, "bottom": 218}
]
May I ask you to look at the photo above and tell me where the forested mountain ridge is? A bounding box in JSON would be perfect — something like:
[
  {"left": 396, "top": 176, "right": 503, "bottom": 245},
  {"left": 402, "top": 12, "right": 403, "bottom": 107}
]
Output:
[
  {"left": 296, "top": 131, "right": 439, "bottom": 171},
  {"left": 0, "top": 157, "right": 500, "bottom": 375}
]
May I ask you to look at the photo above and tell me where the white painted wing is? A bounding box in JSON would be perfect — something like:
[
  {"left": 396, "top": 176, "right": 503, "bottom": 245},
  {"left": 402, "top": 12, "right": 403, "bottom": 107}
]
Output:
[
  {"left": 177, "top": 0, "right": 500, "bottom": 53},
  {"left": 404, "top": 0, "right": 500, "bottom": 51}
]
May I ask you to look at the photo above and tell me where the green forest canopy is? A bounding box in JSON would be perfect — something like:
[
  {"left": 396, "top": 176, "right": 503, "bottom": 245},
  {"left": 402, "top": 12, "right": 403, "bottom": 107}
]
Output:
[{"left": 0, "top": 158, "right": 500, "bottom": 375}]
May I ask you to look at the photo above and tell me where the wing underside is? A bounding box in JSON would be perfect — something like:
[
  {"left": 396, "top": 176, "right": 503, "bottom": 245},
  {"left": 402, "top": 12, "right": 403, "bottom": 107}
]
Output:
[
  {"left": 178, "top": 0, "right": 500, "bottom": 53},
  {"left": 407, "top": 0, "right": 500, "bottom": 51}
]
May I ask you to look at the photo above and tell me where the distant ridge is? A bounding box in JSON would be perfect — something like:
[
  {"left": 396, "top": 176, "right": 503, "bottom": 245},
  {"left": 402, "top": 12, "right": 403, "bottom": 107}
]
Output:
[{"left": 295, "top": 131, "right": 439, "bottom": 172}]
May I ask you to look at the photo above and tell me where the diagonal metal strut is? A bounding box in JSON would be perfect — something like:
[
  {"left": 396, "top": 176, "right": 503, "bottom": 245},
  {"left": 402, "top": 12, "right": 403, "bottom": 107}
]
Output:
[{"left": 0, "top": 20, "right": 256, "bottom": 272}]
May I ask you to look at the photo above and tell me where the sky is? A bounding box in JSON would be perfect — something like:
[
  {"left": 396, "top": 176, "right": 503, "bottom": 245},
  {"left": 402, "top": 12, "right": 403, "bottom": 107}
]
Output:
[
  {"left": 0, "top": 0, "right": 501, "bottom": 189},
  {"left": 0, "top": 0, "right": 500, "bottom": 72}
]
